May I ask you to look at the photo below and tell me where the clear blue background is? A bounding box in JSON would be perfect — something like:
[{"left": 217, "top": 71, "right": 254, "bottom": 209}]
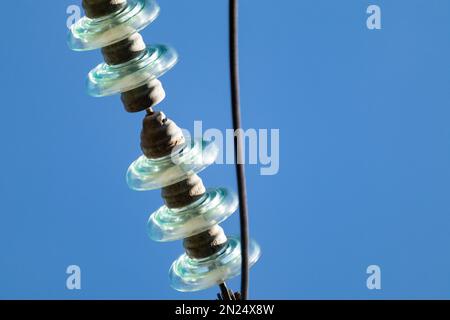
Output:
[{"left": 0, "top": 0, "right": 449, "bottom": 299}]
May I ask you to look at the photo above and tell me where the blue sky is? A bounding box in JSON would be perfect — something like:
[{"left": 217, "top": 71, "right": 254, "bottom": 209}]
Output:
[{"left": 0, "top": 0, "right": 450, "bottom": 299}]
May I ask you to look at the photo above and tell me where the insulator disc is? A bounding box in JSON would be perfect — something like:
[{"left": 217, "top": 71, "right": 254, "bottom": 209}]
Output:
[
  {"left": 87, "top": 44, "right": 177, "bottom": 97},
  {"left": 169, "top": 236, "right": 261, "bottom": 292},
  {"left": 148, "top": 188, "right": 238, "bottom": 242},
  {"left": 68, "top": 0, "right": 160, "bottom": 51},
  {"left": 127, "top": 139, "right": 219, "bottom": 191}
]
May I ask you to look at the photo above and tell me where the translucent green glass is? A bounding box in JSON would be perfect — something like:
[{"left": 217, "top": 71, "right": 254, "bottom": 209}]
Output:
[
  {"left": 127, "top": 138, "right": 219, "bottom": 191},
  {"left": 169, "top": 236, "right": 261, "bottom": 292},
  {"left": 148, "top": 188, "right": 238, "bottom": 242},
  {"left": 87, "top": 44, "right": 177, "bottom": 97},
  {"left": 68, "top": 0, "right": 160, "bottom": 51}
]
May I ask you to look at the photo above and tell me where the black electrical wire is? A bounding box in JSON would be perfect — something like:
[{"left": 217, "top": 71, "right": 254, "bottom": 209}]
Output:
[{"left": 229, "top": 0, "right": 250, "bottom": 300}]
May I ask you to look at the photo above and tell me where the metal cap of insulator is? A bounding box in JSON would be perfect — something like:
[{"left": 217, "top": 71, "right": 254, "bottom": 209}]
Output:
[
  {"left": 161, "top": 174, "right": 206, "bottom": 208},
  {"left": 82, "top": 0, "right": 127, "bottom": 19},
  {"left": 101, "top": 33, "right": 146, "bottom": 65},
  {"left": 121, "top": 79, "right": 166, "bottom": 113},
  {"left": 183, "top": 225, "right": 228, "bottom": 259},
  {"left": 140, "top": 110, "right": 185, "bottom": 158}
]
